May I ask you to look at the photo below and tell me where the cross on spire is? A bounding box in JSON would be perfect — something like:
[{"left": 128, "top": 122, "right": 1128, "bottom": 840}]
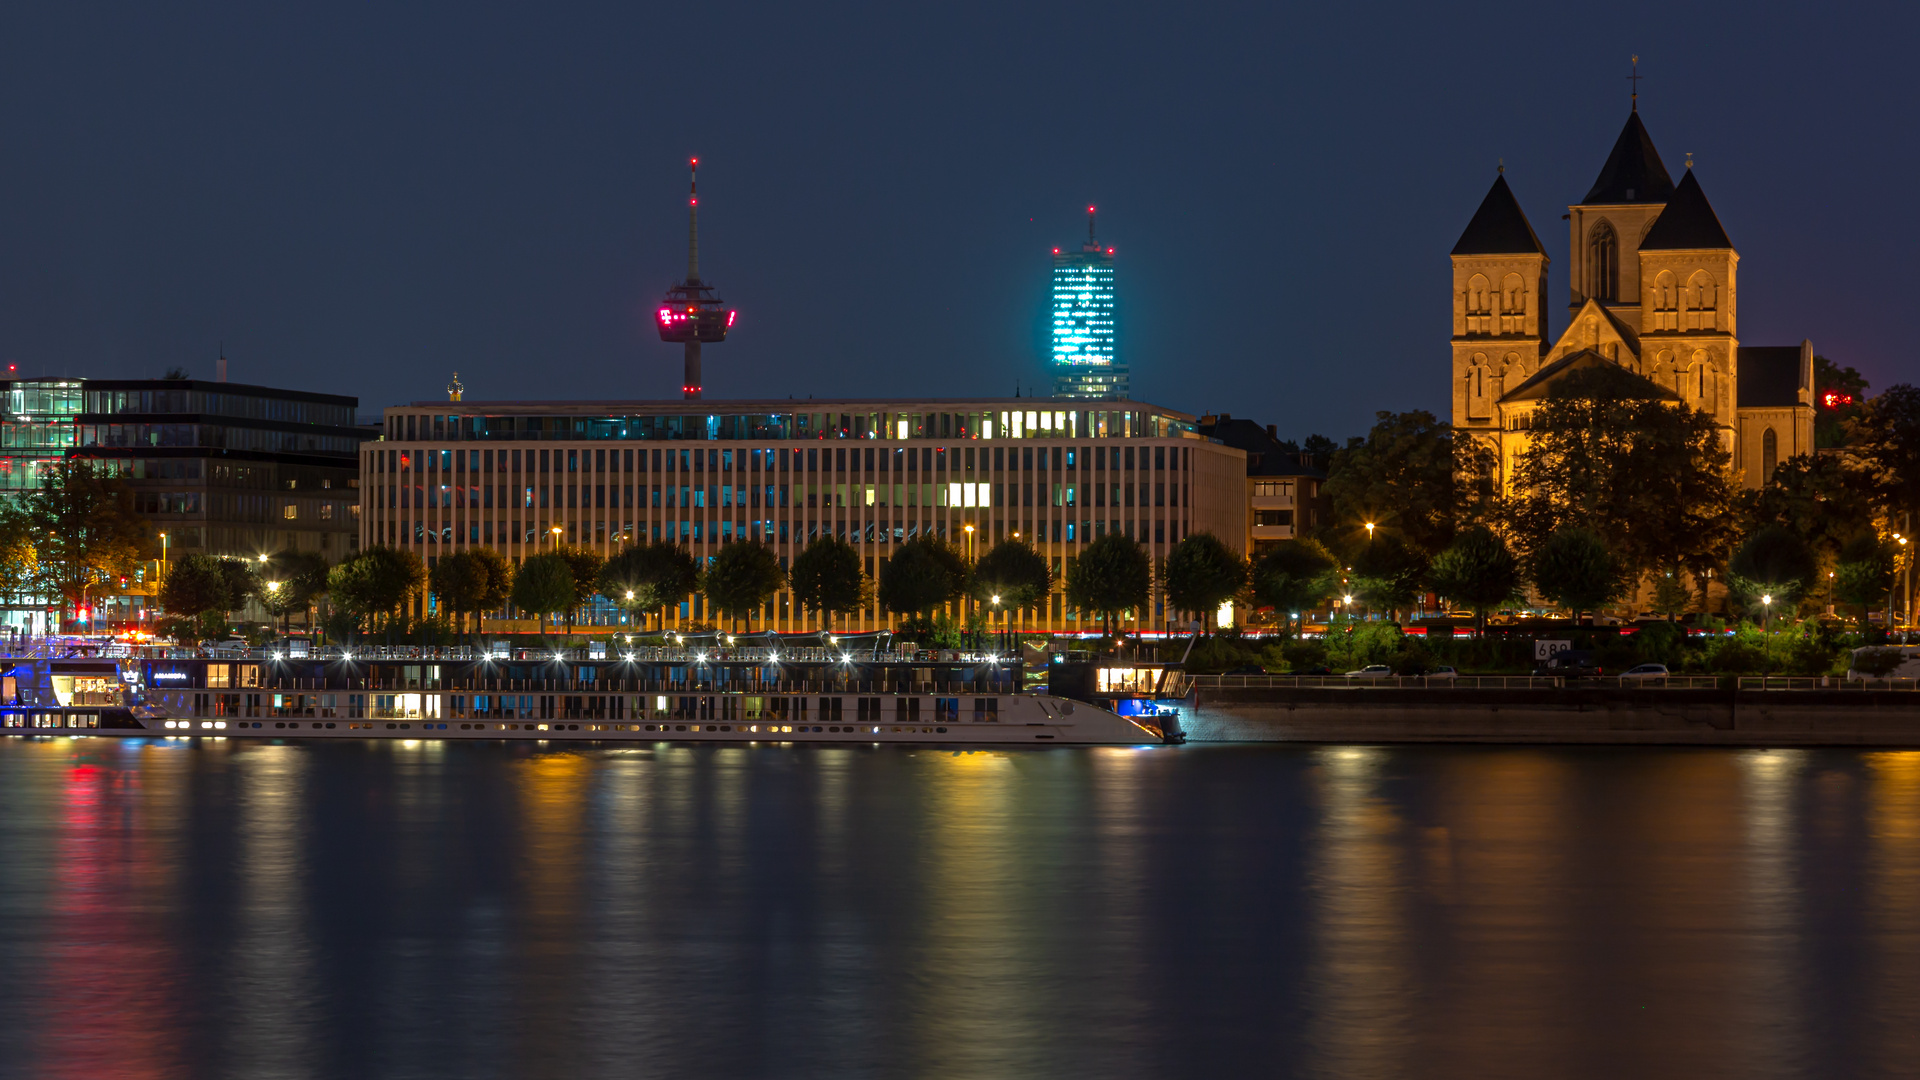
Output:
[{"left": 1628, "top": 55, "right": 1642, "bottom": 111}]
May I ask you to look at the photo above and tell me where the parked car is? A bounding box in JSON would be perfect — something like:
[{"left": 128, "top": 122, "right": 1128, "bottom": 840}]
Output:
[
  {"left": 1345, "top": 664, "right": 1394, "bottom": 680},
  {"left": 1618, "top": 663, "right": 1671, "bottom": 682},
  {"left": 1294, "top": 665, "right": 1333, "bottom": 676},
  {"left": 1424, "top": 665, "right": 1459, "bottom": 680}
]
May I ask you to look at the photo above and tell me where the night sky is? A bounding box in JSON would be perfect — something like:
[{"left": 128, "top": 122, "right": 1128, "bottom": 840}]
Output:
[{"left": 2, "top": 2, "right": 1913, "bottom": 438}]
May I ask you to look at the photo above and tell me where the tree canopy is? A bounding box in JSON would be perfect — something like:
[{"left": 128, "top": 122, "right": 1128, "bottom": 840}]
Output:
[
  {"left": 1249, "top": 539, "right": 1338, "bottom": 634},
  {"left": 1508, "top": 364, "right": 1737, "bottom": 589},
  {"left": 510, "top": 552, "right": 577, "bottom": 637},
  {"left": 1323, "top": 410, "right": 1496, "bottom": 557},
  {"left": 6, "top": 460, "right": 151, "bottom": 618},
  {"left": 788, "top": 537, "right": 869, "bottom": 629},
  {"left": 1728, "top": 524, "right": 1819, "bottom": 607},
  {"left": 1428, "top": 525, "right": 1521, "bottom": 631},
  {"left": 1848, "top": 384, "right": 1920, "bottom": 522},
  {"left": 969, "top": 539, "right": 1053, "bottom": 619},
  {"left": 597, "top": 541, "right": 699, "bottom": 628},
  {"left": 701, "top": 542, "right": 785, "bottom": 630},
  {"left": 328, "top": 546, "right": 426, "bottom": 638},
  {"left": 877, "top": 537, "right": 967, "bottom": 617},
  {"left": 1065, "top": 532, "right": 1151, "bottom": 638},
  {"left": 1530, "top": 526, "right": 1620, "bottom": 622},
  {"left": 1349, "top": 533, "right": 1429, "bottom": 619},
  {"left": 1161, "top": 532, "right": 1246, "bottom": 631}
]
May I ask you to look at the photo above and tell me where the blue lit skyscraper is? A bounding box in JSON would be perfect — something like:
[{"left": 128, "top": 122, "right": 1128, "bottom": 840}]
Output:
[{"left": 1050, "top": 206, "right": 1125, "bottom": 399}]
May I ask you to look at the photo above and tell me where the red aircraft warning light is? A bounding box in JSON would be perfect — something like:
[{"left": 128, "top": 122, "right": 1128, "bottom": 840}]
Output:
[{"left": 1822, "top": 390, "right": 1854, "bottom": 408}]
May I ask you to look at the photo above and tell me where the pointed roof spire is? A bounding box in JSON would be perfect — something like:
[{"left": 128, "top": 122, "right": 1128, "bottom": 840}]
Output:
[
  {"left": 1640, "top": 168, "right": 1733, "bottom": 250},
  {"left": 1581, "top": 111, "right": 1675, "bottom": 205},
  {"left": 1452, "top": 172, "right": 1543, "bottom": 256}
]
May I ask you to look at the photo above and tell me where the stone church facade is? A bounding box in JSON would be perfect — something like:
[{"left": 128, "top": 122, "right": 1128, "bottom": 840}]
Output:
[{"left": 1449, "top": 107, "right": 1815, "bottom": 491}]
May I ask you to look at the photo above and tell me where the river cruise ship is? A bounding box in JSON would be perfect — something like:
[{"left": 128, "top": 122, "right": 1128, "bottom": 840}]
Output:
[{"left": 0, "top": 636, "right": 1179, "bottom": 746}]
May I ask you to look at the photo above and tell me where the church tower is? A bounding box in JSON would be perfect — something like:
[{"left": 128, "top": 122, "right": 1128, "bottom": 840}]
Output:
[
  {"left": 1637, "top": 166, "right": 1738, "bottom": 433},
  {"left": 1567, "top": 109, "right": 1675, "bottom": 327},
  {"left": 1450, "top": 170, "right": 1548, "bottom": 440}
]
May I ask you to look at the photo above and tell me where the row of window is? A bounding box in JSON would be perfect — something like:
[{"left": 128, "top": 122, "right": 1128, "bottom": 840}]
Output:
[
  {"left": 389, "top": 408, "right": 1185, "bottom": 444},
  {"left": 387, "top": 516, "right": 1192, "bottom": 548},
  {"left": 375, "top": 443, "right": 1192, "bottom": 476},
  {"left": 380, "top": 479, "right": 1188, "bottom": 512}
]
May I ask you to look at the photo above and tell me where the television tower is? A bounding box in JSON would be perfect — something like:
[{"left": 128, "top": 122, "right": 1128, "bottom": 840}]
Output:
[{"left": 656, "top": 157, "right": 736, "bottom": 399}]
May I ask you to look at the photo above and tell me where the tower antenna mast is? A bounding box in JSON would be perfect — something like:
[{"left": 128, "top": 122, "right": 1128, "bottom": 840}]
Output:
[{"left": 656, "top": 156, "right": 736, "bottom": 400}]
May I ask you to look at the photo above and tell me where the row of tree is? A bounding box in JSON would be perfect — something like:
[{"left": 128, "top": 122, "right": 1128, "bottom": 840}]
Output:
[{"left": 1303, "top": 363, "right": 1920, "bottom": 626}]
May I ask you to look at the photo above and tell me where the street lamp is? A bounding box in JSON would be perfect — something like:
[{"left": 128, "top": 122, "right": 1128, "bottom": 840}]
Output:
[
  {"left": 1760, "top": 592, "right": 1772, "bottom": 631},
  {"left": 551, "top": 525, "right": 564, "bottom": 550},
  {"left": 1364, "top": 522, "right": 1375, "bottom": 540},
  {"left": 158, "top": 531, "right": 168, "bottom": 582}
]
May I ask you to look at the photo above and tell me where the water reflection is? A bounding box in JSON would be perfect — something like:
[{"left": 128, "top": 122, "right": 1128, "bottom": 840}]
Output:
[{"left": 1, "top": 739, "right": 1919, "bottom": 1078}]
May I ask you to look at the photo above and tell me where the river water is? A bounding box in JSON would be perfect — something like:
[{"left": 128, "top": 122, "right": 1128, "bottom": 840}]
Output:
[{"left": 0, "top": 737, "right": 1917, "bottom": 1079}]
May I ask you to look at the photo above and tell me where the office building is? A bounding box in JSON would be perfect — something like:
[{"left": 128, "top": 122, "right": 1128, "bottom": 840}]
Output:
[
  {"left": 363, "top": 397, "right": 1246, "bottom": 634},
  {"left": 1051, "top": 208, "right": 1126, "bottom": 400}
]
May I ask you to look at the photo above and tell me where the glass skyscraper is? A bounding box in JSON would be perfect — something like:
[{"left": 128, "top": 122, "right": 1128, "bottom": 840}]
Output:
[{"left": 1050, "top": 208, "right": 1126, "bottom": 399}]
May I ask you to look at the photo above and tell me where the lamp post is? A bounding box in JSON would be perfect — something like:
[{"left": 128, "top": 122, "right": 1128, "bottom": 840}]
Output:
[
  {"left": 1364, "top": 522, "right": 1375, "bottom": 541},
  {"left": 158, "top": 531, "right": 168, "bottom": 583},
  {"left": 1760, "top": 592, "right": 1772, "bottom": 632},
  {"left": 551, "top": 526, "right": 564, "bottom": 551},
  {"left": 991, "top": 593, "right": 1002, "bottom": 655}
]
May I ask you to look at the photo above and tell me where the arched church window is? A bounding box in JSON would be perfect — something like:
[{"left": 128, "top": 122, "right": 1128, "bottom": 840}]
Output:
[
  {"left": 1652, "top": 271, "right": 1679, "bottom": 330},
  {"left": 1589, "top": 221, "right": 1619, "bottom": 303},
  {"left": 1762, "top": 427, "right": 1778, "bottom": 482},
  {"left": 1466, "top": 274, "right": 1492, "bottom": 334},
  {"left": 1500, "top": 274, "right": 1526, "bottom": 334},
  {"left": 1687, "top": 271, "right": 1717, "bottom": 331}
]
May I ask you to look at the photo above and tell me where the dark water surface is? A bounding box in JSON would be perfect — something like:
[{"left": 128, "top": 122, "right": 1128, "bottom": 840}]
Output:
[{"left": 2, "top": 738, "right": 1918, "bottom": 1079}]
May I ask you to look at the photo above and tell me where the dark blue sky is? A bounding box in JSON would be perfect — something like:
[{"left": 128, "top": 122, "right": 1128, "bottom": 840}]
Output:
[{"left": 2, "top": 2, "right": 1913, "bottom": 437}]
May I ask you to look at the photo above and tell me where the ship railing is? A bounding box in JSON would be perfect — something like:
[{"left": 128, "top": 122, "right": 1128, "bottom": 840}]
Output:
[{"left": 1735, "top": 675, "right": 1920, "bottom": 691}]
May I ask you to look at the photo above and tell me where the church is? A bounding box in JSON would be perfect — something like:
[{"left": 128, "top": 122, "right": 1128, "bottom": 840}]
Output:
[{"left": 1449, "top": 103, "right": 1815, "bottom": 491}]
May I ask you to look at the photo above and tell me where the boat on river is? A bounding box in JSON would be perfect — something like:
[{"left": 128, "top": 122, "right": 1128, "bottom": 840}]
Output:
[{"left": 0, "top": 636, "right": 1180, "bottom": 746}]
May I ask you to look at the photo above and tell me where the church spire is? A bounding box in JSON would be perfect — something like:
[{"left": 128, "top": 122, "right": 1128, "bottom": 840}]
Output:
[
  {"left": 1640, "top": 169, "right": 1733, "bottom": 250},
  {"left": 1581, "top": 109, "right": 1675, "bottom": 205},
  {"left": 1452, "top": 172, "right": 1543, "bottom": 256}
]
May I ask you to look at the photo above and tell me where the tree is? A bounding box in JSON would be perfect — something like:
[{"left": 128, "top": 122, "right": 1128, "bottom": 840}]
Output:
[
  {"left": 1161, "top": 532, "right": 1246, "bottom": 633},
  {"left": 968, "top": 539, "right": 1053, "bottom": 627},
  {"left": 1833, "top": 533, "right": 1898, "bottom": 632},
  {"left": 467, "top": 547, "right": 514, "bottom": 628},
  {"left": 1727, "top": 525, "right": 1819, "bottom": 615},
  {"left": 1323, "top": 410, "right": 1497, "bottom": 557},
  {"left": 1849, "top": 384, "right": 1920, "bottom": 526},
  {"left": 13, "top": 460, "right": 152, "bottom": 624},
  {"left": 1530, "top": 526, "right": 1620, "bottom": 624},
  {"left": 158, "top": 553, "right": 235, "bottom": 637},
  {"left": 429, "top": 551, "right": 491, "bottom": 639},
  {"left": 1065, "top": 532, "right": 1151, "bottom": 641},
  {"left": 217, "top": 559, "right": 261, "bottom": 615},
  {"left": 789, "top": 537, "right": 869, "bottom": 631},
  {"left": 1508, "top": 363, "right": 1738, "bottom": 586},
  {"left": 554, "top": 545, "right": 606, "bottom": 635},
  {"left": 1349, "top": 533, "right": 1429, "bottom": 620},
  {"left": 878, "top": 537, "right": 967, "bottom": 618},
  {"left": 597, "top": 541, "right": 699, "bottom": 628},
  {"left": 328, "top": 546, "right": 426, "bottom": 641},
  {"left": 259, "top": 550, "right": 330, "bottom": 636},
  {"left": 701, "top": 542, "right": 785, "bottom": 631},
  {"left": 0, "top": 510, "right": 38, "bottom": 609},
  {"left": 1740, "top": 452, "right": 1874, "bottom": 562},
  {"left": 510, "top": 552, "right": 577, "bottom": 640},
  {"left": 1249, "top": 539, "right": 1338, "bottom": 635},
  {"left": 1427, "top": 525, "right": 1521, "bottom": 632}
]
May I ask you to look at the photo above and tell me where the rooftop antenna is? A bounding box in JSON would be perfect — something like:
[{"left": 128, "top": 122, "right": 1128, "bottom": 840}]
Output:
[
  {"left": 217, "top": 342, "right": 227, "bottom": 383},
  {"left": 1085, "top": 205, "right": 1097, "bottom": 251},
  {"left": 1628, "top": 54, "right": 1641, "bottom": 112},
  {"left": 688, "top": 157, "right": 699, "bottom": 282}
]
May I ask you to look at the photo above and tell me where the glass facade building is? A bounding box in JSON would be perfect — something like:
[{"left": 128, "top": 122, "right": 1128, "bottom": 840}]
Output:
[
  {"left": 367, "top": 397, "right": 1249, "bottom": 634},
  {"left": 1051, "top": 242, "right": 1124, "bottom": 400},
  {"left": 1, "top": 377, "right": 372, "bottom": 560}
]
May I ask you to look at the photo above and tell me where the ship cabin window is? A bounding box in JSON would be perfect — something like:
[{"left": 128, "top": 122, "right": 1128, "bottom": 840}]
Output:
[
  {"left": 935, "top": 698, "right": 960, "bottom": 723},
  {"left": 896, "top": 698, "right": 921, "bottom": 722},
  {"left": 819, "top": 697, "right": 843, "bottom": 721},
  {"left": 856, "top": 697, "right": 883, "bottom": 721},
  {"left": 973, "top": 698, "right": 999, "bottom": 722}
]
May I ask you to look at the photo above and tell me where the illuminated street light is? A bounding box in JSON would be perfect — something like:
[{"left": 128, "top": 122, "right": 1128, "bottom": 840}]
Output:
[
  {"left": 1761, "top": 593, "right": 1773, "bottom": 631},
  {"left": 1364, "top": 522, "right": 1375, "bottom": 540}
]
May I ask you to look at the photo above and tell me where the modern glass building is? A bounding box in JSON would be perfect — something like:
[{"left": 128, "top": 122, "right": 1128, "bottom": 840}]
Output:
[
  {"left": 1, "top": 376, "right": 372, "bottom": 560},
  {"left": 365, "top": 397, "right": 1248, "bottom": 634},
  {"left": 1051, "top": 210, "right": 1126, "bottom": 399}
]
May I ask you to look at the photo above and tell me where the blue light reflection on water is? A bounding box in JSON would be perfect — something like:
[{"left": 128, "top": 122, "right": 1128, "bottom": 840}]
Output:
[{"left": 1, "top": 738, "right": 1918, "bottom": 1079}]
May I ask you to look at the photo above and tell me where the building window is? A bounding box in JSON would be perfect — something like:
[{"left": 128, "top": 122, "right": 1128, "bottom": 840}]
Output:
[
  {"left": 1465, "top": 273, "right": 1492, "bottom": 334},
  {"left": 1762, "top": 427, "right": 1778, "bottom": 483},
  {"left": 1589, "top": 220, "right": 1618, "bottom": 302},
  {"left": 282, "top": 505, "right": 297, "bottom": 519}
]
